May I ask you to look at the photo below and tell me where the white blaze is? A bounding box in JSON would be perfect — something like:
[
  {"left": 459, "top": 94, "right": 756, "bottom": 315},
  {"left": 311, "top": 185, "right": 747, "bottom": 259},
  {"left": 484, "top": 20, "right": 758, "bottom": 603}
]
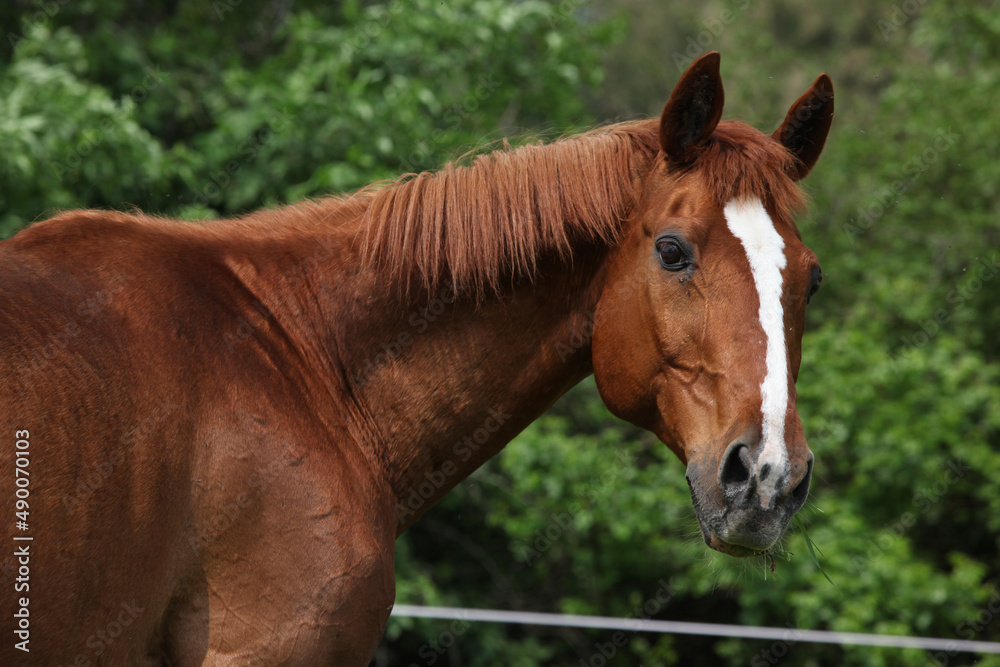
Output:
[{"left": 723, "top": 198, "right": 789, "bottom": 508}]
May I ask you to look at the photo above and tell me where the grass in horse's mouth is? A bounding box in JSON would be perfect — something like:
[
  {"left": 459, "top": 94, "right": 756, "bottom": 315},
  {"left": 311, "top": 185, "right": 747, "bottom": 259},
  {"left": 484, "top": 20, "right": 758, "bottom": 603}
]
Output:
[
  {"left": 760, "top": 545, "right": 794, "bottom": 577},
  {"left": 760, "top": 516, "right": 839, "bottom": 589}
]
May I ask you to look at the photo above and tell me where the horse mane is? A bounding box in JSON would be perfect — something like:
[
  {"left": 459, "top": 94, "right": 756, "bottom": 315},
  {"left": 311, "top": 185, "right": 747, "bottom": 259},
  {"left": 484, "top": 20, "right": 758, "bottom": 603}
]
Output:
[{"left": 358, "top": 118, "right": 804, "bottom": 296}]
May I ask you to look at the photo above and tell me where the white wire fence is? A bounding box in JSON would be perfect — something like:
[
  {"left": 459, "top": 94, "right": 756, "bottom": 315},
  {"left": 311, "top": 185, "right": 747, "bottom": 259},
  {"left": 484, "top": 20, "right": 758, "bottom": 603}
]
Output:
[{"left": 391, "top": 604, "right": 1000, "bottom": 655}]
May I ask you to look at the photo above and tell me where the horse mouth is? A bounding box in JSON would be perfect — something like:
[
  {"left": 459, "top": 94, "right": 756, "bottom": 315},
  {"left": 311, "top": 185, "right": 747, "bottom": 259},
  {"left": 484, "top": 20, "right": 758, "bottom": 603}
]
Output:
[
  {"left": 686, "top": 461, "right": 807, "bottom": 558},
  {"left": 704, "top": 533, "right": 766, "bottom": 558},
  {"left": 691, "top": 501, "right": 789, "bottom": 558}
]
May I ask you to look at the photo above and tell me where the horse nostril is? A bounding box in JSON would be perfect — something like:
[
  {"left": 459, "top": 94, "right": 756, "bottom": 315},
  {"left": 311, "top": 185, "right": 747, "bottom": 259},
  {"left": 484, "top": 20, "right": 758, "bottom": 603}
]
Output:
[
  {"left": 789, "top": 456, "right": 813, "bottom": 509},
  {"left": 719, "top": 442, "right": 751, "bottom": 489}
]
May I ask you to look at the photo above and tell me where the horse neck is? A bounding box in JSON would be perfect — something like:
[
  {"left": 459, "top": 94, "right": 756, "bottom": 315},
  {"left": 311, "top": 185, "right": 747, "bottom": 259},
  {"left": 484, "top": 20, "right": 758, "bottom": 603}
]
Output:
[{"left": 339, "top": 248, "right": 609, "bottom": 531}]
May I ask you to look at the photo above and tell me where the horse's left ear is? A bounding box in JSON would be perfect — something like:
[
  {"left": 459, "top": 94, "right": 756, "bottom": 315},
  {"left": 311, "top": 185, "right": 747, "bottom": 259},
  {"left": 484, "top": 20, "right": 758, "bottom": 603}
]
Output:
[{"left": 773, "top": 74, "right": 834, "bottom": 181}]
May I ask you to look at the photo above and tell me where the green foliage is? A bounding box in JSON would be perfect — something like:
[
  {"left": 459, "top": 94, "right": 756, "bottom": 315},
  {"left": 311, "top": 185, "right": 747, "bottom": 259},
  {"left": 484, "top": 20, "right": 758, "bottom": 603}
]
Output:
[
  {"left": 389, "top": 3, "right": 1000, "bottom": 665},
  {"left": 0, "top": 25, "right": 166, "bottom": 235},
  {"left": 3, "top": 1, "right": 999, "bottom": 665},
  {"left": 0, "top": 0, "right": 617, "bottom": 232}
]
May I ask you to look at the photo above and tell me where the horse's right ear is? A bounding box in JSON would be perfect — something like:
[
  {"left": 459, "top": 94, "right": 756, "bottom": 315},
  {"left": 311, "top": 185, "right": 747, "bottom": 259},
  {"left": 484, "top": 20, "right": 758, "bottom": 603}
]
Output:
[{"left": 660, "top": 52, "right": 725, "bottom": 165}]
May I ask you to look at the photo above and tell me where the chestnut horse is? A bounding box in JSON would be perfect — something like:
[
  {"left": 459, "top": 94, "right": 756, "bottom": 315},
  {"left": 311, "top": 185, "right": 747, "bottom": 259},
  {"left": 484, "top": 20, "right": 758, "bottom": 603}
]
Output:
[{"left": 0, "top": 53, "right": 832, "bottom": 665}]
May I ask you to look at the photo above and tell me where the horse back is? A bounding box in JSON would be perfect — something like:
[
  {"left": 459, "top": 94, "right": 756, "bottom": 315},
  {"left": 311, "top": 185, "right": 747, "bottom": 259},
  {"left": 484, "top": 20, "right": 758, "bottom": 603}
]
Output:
[{"left": 1, "top": 211, "right": 394, "bottom": 663}]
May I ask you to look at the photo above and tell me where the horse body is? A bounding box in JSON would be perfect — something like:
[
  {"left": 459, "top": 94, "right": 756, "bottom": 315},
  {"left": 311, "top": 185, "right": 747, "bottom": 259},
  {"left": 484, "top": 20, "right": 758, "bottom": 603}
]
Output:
[
  {"left": 1, "top": 53, "right": 833, "bottom": 664},
  {"left": 1, "top": 212, "right": 399, "bottom": 663},
  {"left": 1, "top": 205, "right": 607, "bottom": 664}
]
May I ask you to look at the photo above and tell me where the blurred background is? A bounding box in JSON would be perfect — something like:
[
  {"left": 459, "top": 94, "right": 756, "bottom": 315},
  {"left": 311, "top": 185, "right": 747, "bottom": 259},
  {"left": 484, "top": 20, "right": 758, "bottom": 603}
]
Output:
[{"left": 2, "top": 0, "right": 999, "bottom": 665}]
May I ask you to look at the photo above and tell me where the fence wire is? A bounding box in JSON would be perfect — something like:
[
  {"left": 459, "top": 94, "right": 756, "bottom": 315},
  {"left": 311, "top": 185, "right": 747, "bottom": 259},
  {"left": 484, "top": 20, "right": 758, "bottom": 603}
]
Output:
[{"left": 390, "top": 604, "right": 1000, "bottom": 655}]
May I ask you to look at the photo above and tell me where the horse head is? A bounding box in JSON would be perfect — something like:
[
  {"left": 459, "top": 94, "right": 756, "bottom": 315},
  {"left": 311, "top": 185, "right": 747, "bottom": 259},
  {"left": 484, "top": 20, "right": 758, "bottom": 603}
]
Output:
[{"left": 592, "top": 52, "right": 833, "bottom": 556}]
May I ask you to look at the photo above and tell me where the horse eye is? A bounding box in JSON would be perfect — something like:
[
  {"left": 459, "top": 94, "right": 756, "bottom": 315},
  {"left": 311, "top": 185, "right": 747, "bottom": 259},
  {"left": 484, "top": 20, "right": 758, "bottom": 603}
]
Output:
[
  {"left": 807, "top": 266, "right": 822, "bottom": 303},
  {"left": 657, "top": 240, "right": 686, "bottom": 270}
]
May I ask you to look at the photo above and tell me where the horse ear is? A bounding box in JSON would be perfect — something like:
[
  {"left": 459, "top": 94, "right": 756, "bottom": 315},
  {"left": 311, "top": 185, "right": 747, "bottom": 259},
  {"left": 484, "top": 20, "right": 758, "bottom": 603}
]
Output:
[
  {"left": 660, "top": 51, "right": 725, "bottom": 164},
  {"left": 773, "top": 74, "right": 834, "bottom": 181}
]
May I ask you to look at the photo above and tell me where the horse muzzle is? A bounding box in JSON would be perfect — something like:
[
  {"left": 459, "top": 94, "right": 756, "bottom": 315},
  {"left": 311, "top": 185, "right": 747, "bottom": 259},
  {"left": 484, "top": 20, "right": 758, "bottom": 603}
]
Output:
[{"left": 686, "top": 442, "right": 813, "bottom": 557}]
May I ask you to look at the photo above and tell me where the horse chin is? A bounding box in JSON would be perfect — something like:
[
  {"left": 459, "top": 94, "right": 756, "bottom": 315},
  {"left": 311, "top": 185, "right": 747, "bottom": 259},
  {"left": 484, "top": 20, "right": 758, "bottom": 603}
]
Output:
[{"left": 692, "top": 506, "right": 789, "bottom": 558}]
